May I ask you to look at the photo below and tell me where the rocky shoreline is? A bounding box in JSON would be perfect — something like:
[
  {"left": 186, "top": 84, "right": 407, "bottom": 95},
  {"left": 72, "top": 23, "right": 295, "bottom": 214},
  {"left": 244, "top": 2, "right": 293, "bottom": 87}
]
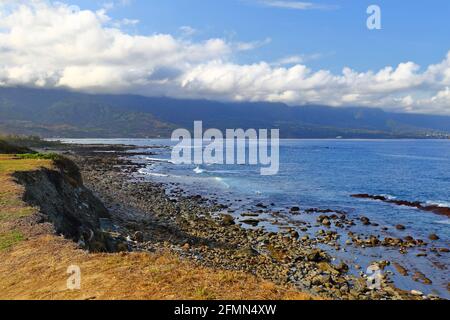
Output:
[{"left": 57, "top": 144, "right": 445, "bottom": 300}]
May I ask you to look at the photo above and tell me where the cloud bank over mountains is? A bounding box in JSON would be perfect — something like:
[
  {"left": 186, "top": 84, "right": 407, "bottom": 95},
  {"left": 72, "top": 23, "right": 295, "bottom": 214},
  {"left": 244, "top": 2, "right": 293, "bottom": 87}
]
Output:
[{"left": 0, "top": 1, "right": 449, "bottom": 114}]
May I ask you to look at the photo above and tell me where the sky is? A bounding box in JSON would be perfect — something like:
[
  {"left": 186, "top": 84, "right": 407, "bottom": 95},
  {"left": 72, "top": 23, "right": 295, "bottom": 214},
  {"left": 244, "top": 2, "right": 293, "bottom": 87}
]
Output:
[{"left": 0, "top": 0, "right": 450, "bottom": 114}]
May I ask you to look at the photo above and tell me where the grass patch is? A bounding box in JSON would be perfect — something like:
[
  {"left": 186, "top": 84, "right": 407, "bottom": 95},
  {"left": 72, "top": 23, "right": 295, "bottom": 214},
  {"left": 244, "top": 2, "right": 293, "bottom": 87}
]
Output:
[
  {"left": 0, "top": 155, "right": 49, "bottom": 222},
  {"left": 0, "top": 207, "right": 36, "bottom": 222},
  {"left": 0, "top": 230, "right": 25, "bottom": 251},
  {"left": 0, "top": 155, "right": 53, "bottom": 174},
  {"left": 194, "top": 287, "right": 216, "bottom": 300},
  {"left": 16, "top": 153, "right": 60, "bottom": 161}
]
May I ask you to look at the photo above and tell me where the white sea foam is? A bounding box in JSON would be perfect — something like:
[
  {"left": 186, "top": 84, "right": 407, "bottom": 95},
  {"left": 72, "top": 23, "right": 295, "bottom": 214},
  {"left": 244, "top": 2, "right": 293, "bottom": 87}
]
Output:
[
  {"left": 378, "top": 153, "right": 449, "bottom": 161},
  {"left": 137, "top": 168, "right": 169, "bottom": 177},
  {"left": 435, "top": 219, "right": 450, "bottom": 225},
  {"left": 380, "top": 194, "right": 397, "bottom": 200},
  {"left": 194, "top": 166, "right": 205, "bottom": 174},
  {"left": 145, "top": 157, "right": 175, "bottom": 164},
  {"left": 425, "top": 200, "right": 450, "bottom": 208}
]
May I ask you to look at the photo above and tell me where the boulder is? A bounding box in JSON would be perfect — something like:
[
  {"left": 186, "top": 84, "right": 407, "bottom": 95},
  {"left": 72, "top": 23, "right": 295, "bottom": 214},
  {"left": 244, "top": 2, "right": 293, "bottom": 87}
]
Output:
[
  {"left": 428, "top": 234, "right": 439, "bottom": 241},
  {"left": 221, "top": 214, "right": 235, "bottom": 226},
  {"left": 133, "top": 231, "right": 144, "bottom": 243}
]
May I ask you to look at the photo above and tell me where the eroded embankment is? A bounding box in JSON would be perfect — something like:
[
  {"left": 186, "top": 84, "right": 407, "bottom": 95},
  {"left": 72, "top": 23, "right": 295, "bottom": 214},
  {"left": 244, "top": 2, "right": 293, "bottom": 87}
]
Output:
[{"left": 12, "top": 157, "right": 125, "bottom": 252}]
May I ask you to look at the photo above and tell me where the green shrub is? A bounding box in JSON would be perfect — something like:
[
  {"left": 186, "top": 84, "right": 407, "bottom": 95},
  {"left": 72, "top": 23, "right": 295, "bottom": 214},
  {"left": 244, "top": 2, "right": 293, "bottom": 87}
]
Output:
[
  {"left": 0, "top": 230, "right": 25, "bottom": 251},
  {"left": 0, "top": 140, "right": 35, "bottom": 154},
  {"left": 0, "top": 135, "right": 61, "bottom": 148},
  {"left": 16, "top": 153, "right": 60, "bottom": 160}
]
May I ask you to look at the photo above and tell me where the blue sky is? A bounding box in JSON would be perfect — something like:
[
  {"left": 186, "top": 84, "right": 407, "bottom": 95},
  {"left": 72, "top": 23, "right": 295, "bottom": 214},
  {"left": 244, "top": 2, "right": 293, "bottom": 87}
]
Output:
[
  {"left": 1, "top": 0, "right": 450, "bottom": 114},
  {"left": 70, "top": 0, "right": 450, "bottom": 72}
]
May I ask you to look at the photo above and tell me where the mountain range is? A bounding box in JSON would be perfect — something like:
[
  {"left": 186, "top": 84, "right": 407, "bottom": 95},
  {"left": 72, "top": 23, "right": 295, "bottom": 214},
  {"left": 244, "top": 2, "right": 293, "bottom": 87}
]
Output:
[{"left": 1, "top": 87, "right": 450, "bottom": 139}]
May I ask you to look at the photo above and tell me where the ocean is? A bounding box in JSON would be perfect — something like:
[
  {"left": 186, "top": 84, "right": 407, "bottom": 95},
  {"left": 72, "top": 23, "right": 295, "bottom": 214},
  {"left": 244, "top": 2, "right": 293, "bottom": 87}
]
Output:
[{"left": 59, "top": 138, "right": 450, "bottom": 298}]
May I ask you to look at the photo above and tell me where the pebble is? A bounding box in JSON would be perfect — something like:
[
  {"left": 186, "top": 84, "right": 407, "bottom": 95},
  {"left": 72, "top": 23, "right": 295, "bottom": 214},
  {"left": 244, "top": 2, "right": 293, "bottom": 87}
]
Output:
[{"left": 411, "top": 290, "right": 423, "bottom": 296}]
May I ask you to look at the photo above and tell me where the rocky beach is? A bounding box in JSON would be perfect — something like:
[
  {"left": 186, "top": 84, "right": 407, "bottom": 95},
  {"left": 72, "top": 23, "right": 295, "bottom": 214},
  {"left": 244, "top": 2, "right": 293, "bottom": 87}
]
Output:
[{"left": 49, "top": 142, "right": 448, "bottom": 300}]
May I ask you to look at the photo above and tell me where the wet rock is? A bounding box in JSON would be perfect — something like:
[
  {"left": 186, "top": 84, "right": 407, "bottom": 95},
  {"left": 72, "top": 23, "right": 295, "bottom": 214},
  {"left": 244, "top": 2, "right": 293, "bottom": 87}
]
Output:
[
  {"left": 241, "top": 213, "right": 260, "bottom": 217},
  {"left": 290, "top": 206, "right": 300, "bottom": 213},
  {"left": 393, "top": 262, "right": 408, "bottom": 276},
  {"left": 396, "top": 224, "right": 406, "bottom": 231},
  {"left": 368, "top": 235, "right": 380, "bottom": 246},
  {"left": 428, "top": 234, "right": 439, "bottom": 241},
  {"left": 412, "top": 271, "right": 432, "bottom": 285},
  {"left": 241, "top": 219, "right": 260, "bottom": 227},
  {"left": 351, "top": 194, "right": 450, "bottom": 218},
  {"left": 322, "top": 218, "right": 331, "bottom": 227},
  {"left": 360, "top": 216, "right": 371, "bottom": 226},
  {"left": 416, "top": 253, "right": 427, "bottom": 257}
]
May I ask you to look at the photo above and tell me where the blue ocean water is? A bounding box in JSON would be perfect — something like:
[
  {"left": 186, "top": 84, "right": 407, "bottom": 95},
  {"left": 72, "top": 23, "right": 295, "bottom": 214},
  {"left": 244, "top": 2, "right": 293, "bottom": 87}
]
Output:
[{"left": 60, "top": 138, "right": 450, "bottom": 298}]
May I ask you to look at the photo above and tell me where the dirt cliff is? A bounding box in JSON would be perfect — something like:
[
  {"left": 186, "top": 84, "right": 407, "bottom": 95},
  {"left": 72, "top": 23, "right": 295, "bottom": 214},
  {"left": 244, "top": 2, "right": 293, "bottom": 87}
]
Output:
[{"left": 13, "top": 157, "right": 124, "bottom": 252}]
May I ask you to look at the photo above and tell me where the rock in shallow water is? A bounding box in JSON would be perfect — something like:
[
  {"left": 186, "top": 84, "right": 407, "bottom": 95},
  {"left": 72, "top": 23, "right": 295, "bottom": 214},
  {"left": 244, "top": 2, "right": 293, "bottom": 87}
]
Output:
[{"left": 428, "top": 233, "right": 439, "bottom": 241}]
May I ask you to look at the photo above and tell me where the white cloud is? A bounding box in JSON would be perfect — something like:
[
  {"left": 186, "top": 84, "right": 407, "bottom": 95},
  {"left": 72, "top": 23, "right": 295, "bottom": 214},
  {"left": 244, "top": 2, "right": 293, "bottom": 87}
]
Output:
[
  {"left": 234, "top": 37, "right": 272, "bottom": 51},
  {"left": 179, "top": 26, "right": 197, "bottom": 37},
  {"left": 274, "top": 53, "right": 323, "bottom": 66},
  {"left": 275, "top": 55, "right": 305, "bottom": 65},
  {"left": 0, "top": 1, "right": 449, "bottom": 115},
  {"left": 258, "top": 1, "right": 338, "bottom": 10},
  {"left": 102, "top": 0, "right": 132, "bottom": 11}
]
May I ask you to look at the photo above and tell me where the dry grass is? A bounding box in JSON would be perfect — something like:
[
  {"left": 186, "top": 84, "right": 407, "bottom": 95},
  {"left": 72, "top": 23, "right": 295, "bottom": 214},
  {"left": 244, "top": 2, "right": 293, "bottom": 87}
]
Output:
[{"left": 0, "top": 155, "right": 314, "bottom": 300}]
